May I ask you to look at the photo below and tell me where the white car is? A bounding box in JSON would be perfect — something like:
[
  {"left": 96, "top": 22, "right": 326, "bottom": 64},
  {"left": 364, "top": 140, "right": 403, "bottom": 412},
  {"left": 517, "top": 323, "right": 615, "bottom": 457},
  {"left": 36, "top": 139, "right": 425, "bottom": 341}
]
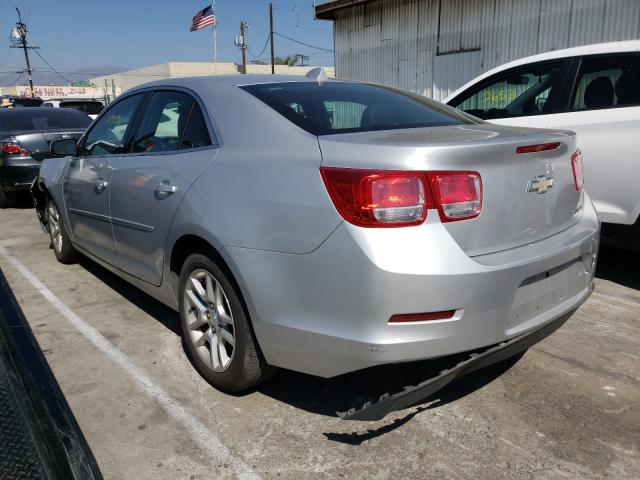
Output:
[
  {"left": 41, "top": 99, "right": 104, "bottom": 120},
  {"left": 445, "top": 41, "right": 640, "bottom": 253}
]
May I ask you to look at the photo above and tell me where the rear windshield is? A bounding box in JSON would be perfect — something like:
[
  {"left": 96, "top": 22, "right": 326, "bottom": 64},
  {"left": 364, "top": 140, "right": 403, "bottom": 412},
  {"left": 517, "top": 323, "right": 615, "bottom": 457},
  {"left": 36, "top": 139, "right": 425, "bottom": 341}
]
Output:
[
  {"left": 0, "top": 108, "right": 92, "bottom": 132},
  {"left": 240, "top": 81, "right": 473, "bottom": 135},
  {"left": 6, "top": 98, "right": 43, "bottom": 107},
  {"left": 61, "top": 101, "right": 104, "bottom": 115}
]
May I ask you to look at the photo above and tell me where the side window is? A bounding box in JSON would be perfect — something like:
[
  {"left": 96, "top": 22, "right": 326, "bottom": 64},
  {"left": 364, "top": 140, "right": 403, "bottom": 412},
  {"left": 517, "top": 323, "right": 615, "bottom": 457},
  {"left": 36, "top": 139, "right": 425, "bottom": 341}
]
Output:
[
  {"left": 132, "top": 91, "right": 194, "bottom": 153},
  {"left": 451, "top": 63, "right": 564, "bottom": 120},
  {"left": 570, "top": 55, "right": 640, "bottom": 111},
  {"left": 42, "top": 102, "right": 53, "bottom": 108},
  {"left": 324, "top": 101, "right": 367, "bottom": 129},
  {"left": 179, "top": 103, "right": 212, "bottom": 150},
  {"left": 83, "top": 94, "right": 143, "bottom": 156}
]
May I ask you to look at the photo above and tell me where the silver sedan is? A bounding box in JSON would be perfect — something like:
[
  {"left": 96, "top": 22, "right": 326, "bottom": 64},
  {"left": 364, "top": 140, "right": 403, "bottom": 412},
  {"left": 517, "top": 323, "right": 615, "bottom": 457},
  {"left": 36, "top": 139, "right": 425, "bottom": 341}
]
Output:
[{"left": 32, "top": 71, "right": 599, "bottom": 416}]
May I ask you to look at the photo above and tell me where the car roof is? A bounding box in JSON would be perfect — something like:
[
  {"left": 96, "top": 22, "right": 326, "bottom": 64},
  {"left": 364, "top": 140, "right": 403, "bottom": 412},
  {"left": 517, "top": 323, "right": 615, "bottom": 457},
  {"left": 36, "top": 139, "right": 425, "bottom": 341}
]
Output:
[
  {"left": 444, "top": 40, "right": 640, "bottom": 103},
  {"left": 125, "top": 73, "right": 341, "bottom": 95}
]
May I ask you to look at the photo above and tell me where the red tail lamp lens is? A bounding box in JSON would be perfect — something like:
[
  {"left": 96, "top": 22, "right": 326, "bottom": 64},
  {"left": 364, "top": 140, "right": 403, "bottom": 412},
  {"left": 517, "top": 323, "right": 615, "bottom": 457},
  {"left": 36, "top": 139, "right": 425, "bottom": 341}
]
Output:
[
  {"left": 571, "top": 149, "right": 584, "bottom": 191},
  {"left": 428, "top": 172, "right": 482, "bottom": 221},
  {"left": 320, "top": 168, "right": 431, "bottom": 227},
  {"left": 321, "top": 168, "right": 483, "bottom": 226},
  {"left": 389, "top": 310, "right": 456, "bottom": 323},
  {"left": 1, "top": 143, "right": 27, "bottom": 156}
]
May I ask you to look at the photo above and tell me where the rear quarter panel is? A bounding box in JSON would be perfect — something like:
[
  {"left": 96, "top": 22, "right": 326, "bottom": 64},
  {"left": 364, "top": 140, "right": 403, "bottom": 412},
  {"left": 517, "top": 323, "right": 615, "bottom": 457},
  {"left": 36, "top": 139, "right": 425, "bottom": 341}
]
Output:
[{"left": 165, "top": 81, "right": 342, "bottom": 256}]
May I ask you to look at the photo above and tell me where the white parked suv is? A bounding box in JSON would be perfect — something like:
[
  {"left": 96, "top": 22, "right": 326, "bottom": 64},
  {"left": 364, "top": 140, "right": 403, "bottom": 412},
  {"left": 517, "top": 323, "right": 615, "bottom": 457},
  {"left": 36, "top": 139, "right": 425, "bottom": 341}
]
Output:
[
  {"left": 41, "top": 99, "right": 104, "bottom": 120},
  {"left": 445, "top": 41, "right": 640, "bottom": 253}
]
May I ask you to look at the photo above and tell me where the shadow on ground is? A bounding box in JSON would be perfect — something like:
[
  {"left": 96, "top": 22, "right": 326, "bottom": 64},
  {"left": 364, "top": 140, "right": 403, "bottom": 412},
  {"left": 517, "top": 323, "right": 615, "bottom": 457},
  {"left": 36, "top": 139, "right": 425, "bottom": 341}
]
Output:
[
  {"left": 595, "top": 247, "right": 640, "bottom": 290},
  {"left": 65, "top": 234, "right": 633, "bottom": 441}
]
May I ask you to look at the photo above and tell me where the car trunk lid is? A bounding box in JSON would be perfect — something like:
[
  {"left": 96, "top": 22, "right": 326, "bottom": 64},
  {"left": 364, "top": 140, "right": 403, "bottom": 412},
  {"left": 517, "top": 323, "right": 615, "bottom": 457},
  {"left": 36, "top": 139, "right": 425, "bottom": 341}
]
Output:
[
  {"left": 11, "top": 130, "right": 84, "bottom": 161},
  {"left": 317, "top": 123, "right": 581, "bottom": 256}
]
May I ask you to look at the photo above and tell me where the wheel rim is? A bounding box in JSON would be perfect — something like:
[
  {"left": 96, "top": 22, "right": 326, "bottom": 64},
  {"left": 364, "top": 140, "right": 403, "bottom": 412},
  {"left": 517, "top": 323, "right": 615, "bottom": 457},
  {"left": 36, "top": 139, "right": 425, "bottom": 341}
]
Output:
[
  {"left": 47, "top": 202, "right": 63, "bottom": 253},
  {"left": 183, "top": 269, "right": 235, "bottom": 372}
]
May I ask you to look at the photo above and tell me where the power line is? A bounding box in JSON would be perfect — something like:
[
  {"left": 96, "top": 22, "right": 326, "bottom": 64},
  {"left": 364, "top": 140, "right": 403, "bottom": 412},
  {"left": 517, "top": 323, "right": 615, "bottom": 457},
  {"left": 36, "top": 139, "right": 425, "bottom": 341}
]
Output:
[
  {"left": 32, "top": 49, "right": 72, "bottom": 83},
  {"left": 273, "top": 32, "right": 334, "bottom": 53},
  {"left": 8, "top": 71, "right": 24, "bottom": 86},
  {"left": 248, "top": 34, "right": 270, "bottom": 59}
]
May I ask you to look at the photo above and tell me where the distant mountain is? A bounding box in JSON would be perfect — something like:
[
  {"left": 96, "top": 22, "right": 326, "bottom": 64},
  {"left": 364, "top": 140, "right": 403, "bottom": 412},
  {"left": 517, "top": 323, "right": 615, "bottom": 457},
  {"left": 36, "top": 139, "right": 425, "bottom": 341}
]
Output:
[{"left": 0, "top": 66, "right": 128, "bottom": 87}]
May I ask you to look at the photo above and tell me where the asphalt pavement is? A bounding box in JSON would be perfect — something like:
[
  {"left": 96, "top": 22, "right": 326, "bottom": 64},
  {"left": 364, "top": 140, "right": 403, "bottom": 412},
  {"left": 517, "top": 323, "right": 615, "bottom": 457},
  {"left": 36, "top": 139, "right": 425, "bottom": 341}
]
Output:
[{"left": 0, "top": 199, "right": 638, "bottom": 479}]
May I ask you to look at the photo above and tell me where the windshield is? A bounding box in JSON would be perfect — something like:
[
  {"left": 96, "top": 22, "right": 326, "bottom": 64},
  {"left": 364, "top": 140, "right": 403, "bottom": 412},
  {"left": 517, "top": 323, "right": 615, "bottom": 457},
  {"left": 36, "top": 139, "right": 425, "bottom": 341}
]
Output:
[
  {"left": 241, "top": 81, "right": 473, "bottom": 135},
  {"left": 0, "top": 108, "right": 92, "bottom": 132},
  {"left": 61, "top": 101, "right": 104, "bottom": 115}
]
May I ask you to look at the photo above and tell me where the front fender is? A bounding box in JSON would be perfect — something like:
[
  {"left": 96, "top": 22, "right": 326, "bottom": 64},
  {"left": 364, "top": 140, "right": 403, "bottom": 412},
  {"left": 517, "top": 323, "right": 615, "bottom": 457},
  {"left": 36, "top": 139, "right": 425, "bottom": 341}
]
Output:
[{"left": 31, "top": 157, "right": 71, "bottom": 233}]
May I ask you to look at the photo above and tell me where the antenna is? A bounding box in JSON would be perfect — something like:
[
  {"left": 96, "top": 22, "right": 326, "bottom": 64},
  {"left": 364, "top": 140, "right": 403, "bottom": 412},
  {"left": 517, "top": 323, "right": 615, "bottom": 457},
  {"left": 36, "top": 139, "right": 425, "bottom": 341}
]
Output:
[{"left": 305, "top": 67, "right": 328, "bottom": 82}]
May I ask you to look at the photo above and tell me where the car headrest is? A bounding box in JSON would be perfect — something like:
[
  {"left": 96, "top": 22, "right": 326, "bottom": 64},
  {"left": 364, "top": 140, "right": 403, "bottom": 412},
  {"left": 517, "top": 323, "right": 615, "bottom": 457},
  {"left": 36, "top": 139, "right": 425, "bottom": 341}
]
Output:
[
  {"left": 615, "top": 69, "right": 640, "bottom": 106},
  {"left": 584, "top": 76, "right": 614, "bottom": 109},
  {"left": 360, "top": 103, "right": 399, "bottom": 127}
]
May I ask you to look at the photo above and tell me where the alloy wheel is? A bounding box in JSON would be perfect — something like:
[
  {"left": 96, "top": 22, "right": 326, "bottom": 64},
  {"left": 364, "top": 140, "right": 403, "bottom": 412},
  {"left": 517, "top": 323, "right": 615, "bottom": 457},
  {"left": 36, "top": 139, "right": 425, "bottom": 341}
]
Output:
[
  {"left": 183, "top": 269, "right": 235, "bottom": 372},
  {"left": 47, "top": 202, "right": 63, "bottom": 253}
]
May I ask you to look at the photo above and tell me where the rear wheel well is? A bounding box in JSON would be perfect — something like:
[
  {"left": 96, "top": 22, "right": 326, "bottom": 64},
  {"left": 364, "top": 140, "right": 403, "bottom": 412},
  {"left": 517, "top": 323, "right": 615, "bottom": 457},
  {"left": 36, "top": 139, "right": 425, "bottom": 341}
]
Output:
[
  {"left": 169, "top": 235, "right": 236, "bottom": 301},
  {"left": 169, "top": 234, "right": 269, "bottom": 363}
]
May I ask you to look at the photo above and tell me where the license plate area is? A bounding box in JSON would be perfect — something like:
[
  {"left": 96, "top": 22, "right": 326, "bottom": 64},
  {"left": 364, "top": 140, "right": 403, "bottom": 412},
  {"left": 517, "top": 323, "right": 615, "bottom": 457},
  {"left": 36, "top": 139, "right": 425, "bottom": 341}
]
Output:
[{"left": 509, "top": 259, "right": 587, "bottom": 328}]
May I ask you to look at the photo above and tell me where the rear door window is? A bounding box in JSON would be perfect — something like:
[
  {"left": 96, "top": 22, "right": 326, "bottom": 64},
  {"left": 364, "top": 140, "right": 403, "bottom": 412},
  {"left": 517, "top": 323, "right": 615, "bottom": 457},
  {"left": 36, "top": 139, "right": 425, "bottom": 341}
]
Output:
[
  {"left": 179, "top": 103, "right": 212, "bottom": 150},
  {"left": 449, "top": 62, "right": 566, "bottom": 119},
  {"left": 570, "top": 55, "right": 640, "bottom": 111},
  {"left": 132, "top": 91, "right": 199, "bottom": 153},
  {"left": 241, "top": 81, "right": 472, "bottom": 135}
]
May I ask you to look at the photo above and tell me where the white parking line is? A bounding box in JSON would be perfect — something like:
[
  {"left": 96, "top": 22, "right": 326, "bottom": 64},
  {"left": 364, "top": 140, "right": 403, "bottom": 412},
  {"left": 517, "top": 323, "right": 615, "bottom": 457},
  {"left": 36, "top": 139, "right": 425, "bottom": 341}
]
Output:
[{"left": 0, "top": 245, "right": 261, "bottom": 480}]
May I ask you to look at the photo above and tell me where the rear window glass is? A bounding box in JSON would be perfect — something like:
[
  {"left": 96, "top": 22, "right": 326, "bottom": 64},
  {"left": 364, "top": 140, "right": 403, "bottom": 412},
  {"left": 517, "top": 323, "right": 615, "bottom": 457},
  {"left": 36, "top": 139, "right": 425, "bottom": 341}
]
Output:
[
  {"left": 241, "top": 82, "right": 473, "bottom": 135},
  {"left": 60, "top": 101, "right": 104, "bottom": 115},
  {"left": 0, "top": 108, "right": 92, "bottom": 132}
]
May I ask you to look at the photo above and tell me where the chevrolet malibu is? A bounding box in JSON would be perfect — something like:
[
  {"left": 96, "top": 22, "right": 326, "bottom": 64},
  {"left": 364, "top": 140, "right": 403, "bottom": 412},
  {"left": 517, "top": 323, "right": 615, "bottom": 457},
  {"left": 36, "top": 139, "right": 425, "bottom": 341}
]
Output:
[{"left": 32, "top": 71, "right": 599, "bottom": 417}]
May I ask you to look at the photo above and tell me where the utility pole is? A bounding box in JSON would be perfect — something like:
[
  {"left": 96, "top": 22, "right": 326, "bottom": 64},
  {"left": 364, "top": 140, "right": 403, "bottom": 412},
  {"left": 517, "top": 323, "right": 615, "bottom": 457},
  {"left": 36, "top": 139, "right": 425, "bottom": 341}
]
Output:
[
  {"left": 111, "top": 78, "right": 117, "bottom": 99},
  {"left": 239, "top": 22, "right": 247, "bottom": 74},
  {"left": 269, "top": 2, "right": 275, "bottom": 74},
  {"left": 10, "top": 8, "right": 39, "bottom": 97}
]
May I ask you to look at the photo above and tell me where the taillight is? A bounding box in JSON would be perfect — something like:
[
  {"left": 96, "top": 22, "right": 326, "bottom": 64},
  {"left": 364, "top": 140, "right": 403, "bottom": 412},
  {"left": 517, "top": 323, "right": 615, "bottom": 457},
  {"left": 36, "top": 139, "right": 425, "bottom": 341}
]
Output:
[
  {"left": 320, "top": 168, "right": 482, "bottom": 227},
  {"left": 571, "top": 149, "right": 583, "bottom": 191},
  {"left": 428, "top": 172, "right": 482, "bottom": 221},
  {"left": 1, "top": 143, "right": 28, "bottom": 156},
  {"left": 320, "top": 168, "right": 431, "bottom": 227}
]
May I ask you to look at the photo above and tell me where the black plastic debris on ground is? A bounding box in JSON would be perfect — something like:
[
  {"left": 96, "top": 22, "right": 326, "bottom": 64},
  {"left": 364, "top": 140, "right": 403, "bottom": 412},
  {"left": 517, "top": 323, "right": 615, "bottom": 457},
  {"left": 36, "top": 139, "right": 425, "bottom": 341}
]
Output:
[{"left": 0, "top": 268, "right": 102, "bottom": 480}]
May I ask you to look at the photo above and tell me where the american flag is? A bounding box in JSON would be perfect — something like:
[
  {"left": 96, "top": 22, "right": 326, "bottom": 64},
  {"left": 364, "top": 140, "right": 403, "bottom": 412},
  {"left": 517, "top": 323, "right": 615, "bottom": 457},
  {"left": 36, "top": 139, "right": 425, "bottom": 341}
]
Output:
[{"left": 190, "top": 5, "right": 216, "bottom": 31}]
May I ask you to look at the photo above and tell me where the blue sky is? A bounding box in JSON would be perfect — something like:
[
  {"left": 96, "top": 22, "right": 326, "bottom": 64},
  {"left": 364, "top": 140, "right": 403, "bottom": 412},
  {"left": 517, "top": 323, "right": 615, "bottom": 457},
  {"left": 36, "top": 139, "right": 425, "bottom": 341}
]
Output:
[{"left": 0, "top": 0, "right": 334, "bottom": 75}]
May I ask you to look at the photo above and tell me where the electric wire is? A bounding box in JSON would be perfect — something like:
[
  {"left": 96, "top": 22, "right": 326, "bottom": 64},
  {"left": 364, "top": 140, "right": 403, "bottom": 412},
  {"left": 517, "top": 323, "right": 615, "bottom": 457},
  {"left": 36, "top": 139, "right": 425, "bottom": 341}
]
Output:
[
  {"left": 33, "top": 49, "right": 72, "bottom": 83},
  {"left": 273, "top": 32, "right": 334, "bottom": 53},
  {"left": 248, "top": 34, "right": 270, "bottom": 59}
]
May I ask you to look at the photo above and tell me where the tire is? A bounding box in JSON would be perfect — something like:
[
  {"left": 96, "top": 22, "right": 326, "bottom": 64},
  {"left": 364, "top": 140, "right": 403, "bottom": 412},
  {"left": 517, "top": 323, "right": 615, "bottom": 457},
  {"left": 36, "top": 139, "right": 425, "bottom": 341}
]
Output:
[
  {"left": 47, "top": 198, "right": 78, "bottom": 264},
  {"left": 0, "top": 187, "right": 13, "bottom": 209},
  {"left": 179, "top": 250, "right": 276, "bottom": 392}
]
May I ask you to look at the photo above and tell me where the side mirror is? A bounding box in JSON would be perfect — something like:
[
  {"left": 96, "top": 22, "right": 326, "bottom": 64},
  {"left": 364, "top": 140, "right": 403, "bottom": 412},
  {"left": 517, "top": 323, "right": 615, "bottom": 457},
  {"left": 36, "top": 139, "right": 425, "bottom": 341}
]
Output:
[{"left": 50, "top": 138, "right": 77, "bottom": 157}]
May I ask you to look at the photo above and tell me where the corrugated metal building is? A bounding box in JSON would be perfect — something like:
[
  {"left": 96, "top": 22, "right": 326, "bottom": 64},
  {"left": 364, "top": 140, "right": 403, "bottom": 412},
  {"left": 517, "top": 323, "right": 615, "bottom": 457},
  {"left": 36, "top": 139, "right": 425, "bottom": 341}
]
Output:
[{"left": 315, "top": 0, "right": 640, "bottom": 100}]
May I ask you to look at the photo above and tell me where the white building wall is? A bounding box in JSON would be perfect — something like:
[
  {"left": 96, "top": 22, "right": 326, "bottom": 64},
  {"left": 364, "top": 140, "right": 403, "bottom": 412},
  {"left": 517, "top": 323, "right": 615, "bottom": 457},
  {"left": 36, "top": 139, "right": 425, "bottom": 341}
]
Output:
[{"left": 331, "top": 0, "right": 640, "bottom": 100}]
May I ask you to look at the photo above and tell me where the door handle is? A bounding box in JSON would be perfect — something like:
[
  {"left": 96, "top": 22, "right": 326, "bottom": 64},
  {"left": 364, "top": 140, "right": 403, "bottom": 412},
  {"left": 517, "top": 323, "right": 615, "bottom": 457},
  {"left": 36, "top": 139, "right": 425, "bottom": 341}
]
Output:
[
  {"left": 95, "top": 179, "right": 109, "bottom": 193},
  {"left": 154, "top": 182, "right": 177, "bottom": 196}
]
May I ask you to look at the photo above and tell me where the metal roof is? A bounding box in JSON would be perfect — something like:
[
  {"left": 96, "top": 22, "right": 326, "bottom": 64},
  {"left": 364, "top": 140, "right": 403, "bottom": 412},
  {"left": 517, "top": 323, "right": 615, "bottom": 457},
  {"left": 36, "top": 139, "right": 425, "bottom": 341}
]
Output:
[{"left": 314, "top": 0, "right": 371, "bottom": 20}]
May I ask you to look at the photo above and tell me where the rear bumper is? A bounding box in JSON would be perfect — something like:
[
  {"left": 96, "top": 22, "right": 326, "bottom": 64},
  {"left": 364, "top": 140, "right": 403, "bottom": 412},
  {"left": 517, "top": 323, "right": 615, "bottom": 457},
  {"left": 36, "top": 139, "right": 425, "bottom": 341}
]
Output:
[
  {"left": 339, "top": 306, "right": 583, "bottom": 420},
  {"left": 225, "top": 193, "right": 600, "bottom": 378},
  {"left": 0, "top": 160, "right": 40, "bottom": 191}
]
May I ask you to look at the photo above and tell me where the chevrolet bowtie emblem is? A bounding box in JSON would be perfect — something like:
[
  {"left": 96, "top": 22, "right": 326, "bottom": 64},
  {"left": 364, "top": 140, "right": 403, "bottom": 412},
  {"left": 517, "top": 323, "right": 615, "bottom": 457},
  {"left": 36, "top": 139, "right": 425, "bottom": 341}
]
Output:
[{"left": 527, "top": 164, "right": 554, "bottom": 194}]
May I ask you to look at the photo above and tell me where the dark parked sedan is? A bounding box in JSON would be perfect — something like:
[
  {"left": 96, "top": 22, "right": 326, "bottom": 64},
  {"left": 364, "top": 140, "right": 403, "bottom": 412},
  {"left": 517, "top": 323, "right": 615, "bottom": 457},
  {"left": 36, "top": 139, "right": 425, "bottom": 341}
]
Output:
[{"left": 0, "top": 108, "right": 91, "bottom": 208}]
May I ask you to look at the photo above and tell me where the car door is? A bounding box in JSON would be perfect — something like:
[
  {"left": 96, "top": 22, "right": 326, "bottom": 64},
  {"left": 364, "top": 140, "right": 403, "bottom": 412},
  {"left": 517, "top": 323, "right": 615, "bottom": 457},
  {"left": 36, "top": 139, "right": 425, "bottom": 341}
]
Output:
[
  {"left": 546, "top": 53, "right": 640, "bottom": 225},
  {"left": 109, "top": 89, "right": 217, "bottom": 286},
  {"left": 63, "top": 93, "right": 145, "bottom": 263},
  {"left": 447, "top": 60, "right": 572, "bottom": 128}
]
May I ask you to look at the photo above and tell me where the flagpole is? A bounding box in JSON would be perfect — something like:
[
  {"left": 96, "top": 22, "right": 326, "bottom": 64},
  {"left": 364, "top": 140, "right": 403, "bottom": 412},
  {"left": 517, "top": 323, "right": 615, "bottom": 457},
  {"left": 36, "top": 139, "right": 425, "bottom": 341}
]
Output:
[{"left": 212, "top": 0, "right": 217, "bottom": 74}]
